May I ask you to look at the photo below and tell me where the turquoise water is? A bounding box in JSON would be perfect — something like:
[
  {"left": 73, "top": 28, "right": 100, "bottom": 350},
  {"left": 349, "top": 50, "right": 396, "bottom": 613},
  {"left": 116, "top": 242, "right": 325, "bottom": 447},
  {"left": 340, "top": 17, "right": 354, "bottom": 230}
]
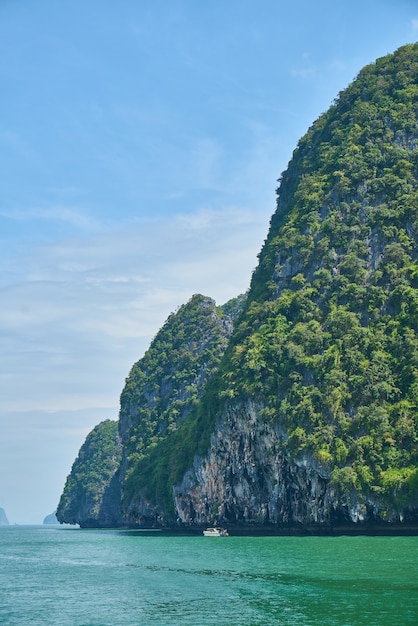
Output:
[{"left": 0, "top": 526, "right": 417, "bottom": 625}]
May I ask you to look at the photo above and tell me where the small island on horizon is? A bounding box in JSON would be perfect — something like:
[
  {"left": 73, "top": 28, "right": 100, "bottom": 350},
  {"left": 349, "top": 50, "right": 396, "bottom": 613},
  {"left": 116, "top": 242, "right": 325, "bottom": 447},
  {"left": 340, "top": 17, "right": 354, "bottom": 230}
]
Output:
[
  {"left": 0, "top": 507, "right": 9, "bottom": 526},
  {"left": 43, "top": 512, "right": 59, "bottom": 525}
]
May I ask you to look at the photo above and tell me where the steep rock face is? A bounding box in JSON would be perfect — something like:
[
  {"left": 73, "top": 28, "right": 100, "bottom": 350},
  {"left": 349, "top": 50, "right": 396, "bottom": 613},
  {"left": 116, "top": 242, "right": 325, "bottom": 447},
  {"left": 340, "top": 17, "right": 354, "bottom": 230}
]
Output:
[
  {"left": 56, "top": 420, "right": 122, "bottom": 527},
  {"left": 58, "top": 44, "right": 418, "bottom": 531},
  {"left": 120, "top": 294, "right": 241, "bottom": 522},
  {"left": 138, "top": 43, "right": 418, "bottom": 529},
  {"left": 119, "top": 295, "right": 235, "bottom": 448},
  {"left": 184, "top": 44, "right": 418, "bottom": 527},
  {"left": 174, "top": 400, "right": 407, "bottom": 528},
  {"left": 56, "top": 294, "right": 244, "bottom": 527}
]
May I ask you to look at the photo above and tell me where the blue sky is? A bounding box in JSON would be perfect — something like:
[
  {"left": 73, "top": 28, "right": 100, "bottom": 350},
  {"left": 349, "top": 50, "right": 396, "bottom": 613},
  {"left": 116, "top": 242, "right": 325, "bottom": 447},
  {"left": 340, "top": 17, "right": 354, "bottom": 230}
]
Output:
[{"left": 1, "top": 0, "right": 417, "bottom": 524}]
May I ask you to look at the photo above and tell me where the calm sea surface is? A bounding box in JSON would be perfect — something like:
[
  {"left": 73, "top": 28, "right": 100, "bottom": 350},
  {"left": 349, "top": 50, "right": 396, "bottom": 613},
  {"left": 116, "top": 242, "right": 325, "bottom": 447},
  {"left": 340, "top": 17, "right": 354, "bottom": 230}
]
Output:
[{"left": 0, "top": 526, "right": 417, "bottom": 625}]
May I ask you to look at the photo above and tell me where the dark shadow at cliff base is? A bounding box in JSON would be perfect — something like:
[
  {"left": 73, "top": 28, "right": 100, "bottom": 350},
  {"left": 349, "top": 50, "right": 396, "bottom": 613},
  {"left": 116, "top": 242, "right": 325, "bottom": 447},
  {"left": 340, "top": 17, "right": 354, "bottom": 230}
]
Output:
[{"left": 120, "top": 521, "right": 418, "bottom": 537}]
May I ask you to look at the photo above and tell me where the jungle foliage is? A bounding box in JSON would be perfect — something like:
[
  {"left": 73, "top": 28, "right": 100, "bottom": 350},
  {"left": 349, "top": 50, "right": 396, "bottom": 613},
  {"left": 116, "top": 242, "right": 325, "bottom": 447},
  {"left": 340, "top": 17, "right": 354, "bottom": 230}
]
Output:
[
  {"left": 132, "top": 44, "right": 418, "bottom": 515},
  {"left": 120, "top": 294, "right": 243, "bottom": 512},
  {"left": 57, "top": 420, "right": 122, "bottom": 524},
  {"left": 59, "top": 44, "right": 418, "bottom": 524}
]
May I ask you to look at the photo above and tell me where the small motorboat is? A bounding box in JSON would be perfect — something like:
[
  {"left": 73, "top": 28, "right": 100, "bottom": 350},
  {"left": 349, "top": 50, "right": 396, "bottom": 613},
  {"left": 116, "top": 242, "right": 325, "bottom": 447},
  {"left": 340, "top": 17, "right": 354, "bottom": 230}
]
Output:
[{"left": 203, "top": 527, "right": 229, "bottom": 537}]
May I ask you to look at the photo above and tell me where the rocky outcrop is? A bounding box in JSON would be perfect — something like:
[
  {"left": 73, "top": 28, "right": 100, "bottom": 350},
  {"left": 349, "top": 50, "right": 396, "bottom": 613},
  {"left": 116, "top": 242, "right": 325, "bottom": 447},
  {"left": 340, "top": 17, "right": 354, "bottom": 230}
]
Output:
[
  {"left": 57, "top": 419, "right": 123, "bottom": 527},
  {"left": 58, "top": 44, "right": 418, "bottom": 532},
  {"left": 167, "top": 43, "right": 418, "bottom": 531},
  {"left": 174, "top": 400, "right": 415, "bottom": 530},
  {"left": 119, "top": 294, "right": 241, "bottom": 522},
  {"left": 57, "top": 295, "right": 244, "bottom": 528}
]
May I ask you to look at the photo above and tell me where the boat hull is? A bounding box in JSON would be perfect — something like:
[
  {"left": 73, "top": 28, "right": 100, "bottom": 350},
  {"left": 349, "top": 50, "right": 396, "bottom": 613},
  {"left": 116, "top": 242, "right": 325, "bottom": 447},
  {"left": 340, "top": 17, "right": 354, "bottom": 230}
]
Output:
[{"left": 203, "top": 527, "right": 229, "bottom": 537}]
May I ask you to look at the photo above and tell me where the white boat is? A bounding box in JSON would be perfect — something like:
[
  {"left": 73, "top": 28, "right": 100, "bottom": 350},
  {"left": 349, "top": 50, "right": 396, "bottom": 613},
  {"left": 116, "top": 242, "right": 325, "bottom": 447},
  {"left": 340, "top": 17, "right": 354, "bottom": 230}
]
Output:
[{"left": 203, "top": 527, "right": 229, "bottom": 537}]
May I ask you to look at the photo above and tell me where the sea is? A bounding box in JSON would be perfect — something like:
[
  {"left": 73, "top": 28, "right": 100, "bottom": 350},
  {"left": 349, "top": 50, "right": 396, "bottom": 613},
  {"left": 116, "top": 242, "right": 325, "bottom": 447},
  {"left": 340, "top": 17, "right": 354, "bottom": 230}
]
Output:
[{"left": 0, "top": 526, "right": 417, "bottom": 625}]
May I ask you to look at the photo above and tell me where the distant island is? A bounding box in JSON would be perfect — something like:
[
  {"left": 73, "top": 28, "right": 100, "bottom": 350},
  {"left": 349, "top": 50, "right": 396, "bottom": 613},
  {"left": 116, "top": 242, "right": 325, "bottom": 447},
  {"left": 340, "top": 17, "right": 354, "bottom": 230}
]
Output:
[
  {"left": 0, "top": 508, "right": 9, "bottom": 525},
  {"left": 43, "top": 512, "right": 58, "bottom": 525}
]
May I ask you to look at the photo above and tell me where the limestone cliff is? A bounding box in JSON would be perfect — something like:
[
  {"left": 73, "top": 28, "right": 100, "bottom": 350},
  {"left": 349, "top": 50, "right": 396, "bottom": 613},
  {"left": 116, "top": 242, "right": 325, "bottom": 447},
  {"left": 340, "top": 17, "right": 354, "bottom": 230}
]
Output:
[
  {"left": 119, "top": 294, "right": 242, "bottom": 521},
  {"left": 57, "top": 419, "right": 123, "bottom": 527},
  {"left": 58, "top": 43, "right": 418, "bottom": 532},
  {"left": 130, "top": 43, "right": 418, "bottom": 530},
  {"left": 57, "top": 294, "right": 243, "bottom": 527},
  {"left": 173, "top": 400, "right": 410, "bottom": 529}
]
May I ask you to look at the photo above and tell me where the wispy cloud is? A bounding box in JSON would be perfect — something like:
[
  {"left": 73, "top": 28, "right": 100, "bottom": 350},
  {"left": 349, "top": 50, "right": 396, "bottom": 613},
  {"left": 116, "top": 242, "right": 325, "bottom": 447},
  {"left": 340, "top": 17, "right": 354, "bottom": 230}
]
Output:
[
  {"left": 0, "top": 202, "right": 269, "bottom": 521},
  {"left": 0, "top": 205, "right": 101, "bottom": 231},
  {"left": 0, "top": 130, "right": 39, "bottom": 162},
  {"left": 290, "top": 53, "right": 317, "bottom": 80},
  {"left": 0, "top": 205, "right": 268, "bottom": 414},
  {"left": 190, "top": 137, "right": 223, "bottom": 189},
  {"left": 328, "top": 58, "right": 345, "bottom": 73}
]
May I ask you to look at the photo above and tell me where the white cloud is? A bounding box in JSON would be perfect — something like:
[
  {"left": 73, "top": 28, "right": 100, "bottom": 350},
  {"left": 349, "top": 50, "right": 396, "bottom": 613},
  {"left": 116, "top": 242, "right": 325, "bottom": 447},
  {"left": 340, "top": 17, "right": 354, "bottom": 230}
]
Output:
[
  {"left": 0, "top": 205, "right": 269, "bottom": 413},
  {"left": 0, "top": 204, "right": 101, "bottom": 231},
  {"left": 290, "top": 53, "right": 317, "bottom": 80},
  {"left": 0, "top": 203, "right": 271, "bottom": 522},
  {"left": 328, "top": 58, "right": 346, "bottom": 73}
]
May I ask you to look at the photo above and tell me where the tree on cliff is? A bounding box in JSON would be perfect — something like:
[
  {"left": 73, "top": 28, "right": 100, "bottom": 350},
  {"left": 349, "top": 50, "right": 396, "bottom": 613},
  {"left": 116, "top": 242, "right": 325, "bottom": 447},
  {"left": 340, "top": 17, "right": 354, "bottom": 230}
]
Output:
[
  {"left": 58, "top": 43, "right": 418, "bottom": 529},
  {"left": 132, "top": 43, "right": 418, "bottom": 526},
  {"left": 57, "top": 419, "right": 122, "bottom": 526}
]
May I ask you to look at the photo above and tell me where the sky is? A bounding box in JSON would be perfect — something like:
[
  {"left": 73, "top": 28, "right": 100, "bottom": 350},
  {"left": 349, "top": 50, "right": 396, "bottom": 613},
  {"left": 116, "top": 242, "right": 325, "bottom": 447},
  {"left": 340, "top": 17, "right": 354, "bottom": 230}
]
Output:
[{"left": 1, "top": 0, "right": 417, "bottom": 524}]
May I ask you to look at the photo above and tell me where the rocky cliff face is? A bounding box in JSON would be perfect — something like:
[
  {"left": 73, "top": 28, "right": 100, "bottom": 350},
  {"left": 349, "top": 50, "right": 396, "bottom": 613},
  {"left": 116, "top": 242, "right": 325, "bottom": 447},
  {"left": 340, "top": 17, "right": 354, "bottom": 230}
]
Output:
[
  {"left": 57, "top": 294, "right": 242, "bottom": 527},
  {"left": 137, "top": 43, "right": 418, "bottom": 530},
  {"left": 174, "top": 400, "right": 412, "bottom": 529},
  {"left": 119, "top": 294, "right": 241, "bottom": 522},
  {"left": 58, "top": 44, "right": 418, "bottom": 532},
  {"left": 57, "top": 419, "right": 123, "bottom": 527},
  {"left": 174, "top": 400, "right": 327, "bottom": 527}
]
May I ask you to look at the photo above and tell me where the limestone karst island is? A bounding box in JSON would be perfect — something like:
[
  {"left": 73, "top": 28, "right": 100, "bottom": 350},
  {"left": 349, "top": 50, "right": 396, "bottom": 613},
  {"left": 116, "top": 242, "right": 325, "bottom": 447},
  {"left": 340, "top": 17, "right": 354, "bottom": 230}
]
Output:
[
  {"left": 0, "top": 508, "right": 9, "bottom": 526},
  {"left": 58, "top": 43, "right": 418, "bottom": 534}
]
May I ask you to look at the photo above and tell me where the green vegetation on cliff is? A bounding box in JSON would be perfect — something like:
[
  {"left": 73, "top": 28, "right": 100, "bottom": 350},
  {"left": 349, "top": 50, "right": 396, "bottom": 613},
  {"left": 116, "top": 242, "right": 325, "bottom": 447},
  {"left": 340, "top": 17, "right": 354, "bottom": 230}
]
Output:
[
  {"left": 57, "top": 294, "right": 244, "bottom": 527},
  {"left": 120, "top": 294, "right": 243, "bottom": 517},
  {"left": 58, "top": 44, "right": 418, "bottom": 527},
  {"left": 132, "top": 43, "right": 418, "bottom": 519},
  {"left": 57, "top": 420, "right": 122, "bottom": 526},
  {"left": 237, "top": 43, "right": 418, "bottom": 511}
]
